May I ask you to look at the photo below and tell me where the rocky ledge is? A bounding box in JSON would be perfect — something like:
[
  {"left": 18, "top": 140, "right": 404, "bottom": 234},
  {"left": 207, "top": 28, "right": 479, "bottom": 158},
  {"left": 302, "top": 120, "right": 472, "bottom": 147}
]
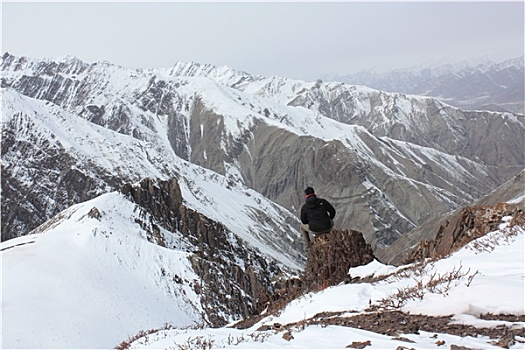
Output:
[{"left": 233, "top": 228, "right": 376, "bottom": 329}]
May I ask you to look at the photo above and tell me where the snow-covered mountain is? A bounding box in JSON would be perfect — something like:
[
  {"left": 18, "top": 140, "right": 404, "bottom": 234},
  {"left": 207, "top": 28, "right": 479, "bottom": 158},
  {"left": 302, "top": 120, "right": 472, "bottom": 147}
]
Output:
[
  {"left": 2, "top": 52, "right": 524, "bottom": 259},
  {"left": 328, "top": 56, "right": 524, "bottom": 114},
  {"left": 2, "top": 52, "right": 524, "bottom": 349}
]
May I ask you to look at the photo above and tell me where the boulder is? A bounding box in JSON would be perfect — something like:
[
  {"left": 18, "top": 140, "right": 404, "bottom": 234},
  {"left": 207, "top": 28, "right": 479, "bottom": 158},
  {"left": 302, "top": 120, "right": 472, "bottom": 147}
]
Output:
[{"left": 303, "top": 229, "right": 375, "bottom": 292}]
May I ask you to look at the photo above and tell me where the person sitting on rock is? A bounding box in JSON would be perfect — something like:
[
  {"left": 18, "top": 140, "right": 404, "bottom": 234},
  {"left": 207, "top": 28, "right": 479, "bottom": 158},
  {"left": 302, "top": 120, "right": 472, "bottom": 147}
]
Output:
[{"left": 300, "top": 186, "right": 336, "bottom": 252}]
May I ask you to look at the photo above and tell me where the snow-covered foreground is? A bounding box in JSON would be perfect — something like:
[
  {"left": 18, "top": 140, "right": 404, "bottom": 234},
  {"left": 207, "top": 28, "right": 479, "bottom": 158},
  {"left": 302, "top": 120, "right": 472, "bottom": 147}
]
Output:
[
  {"left": 1, "top": 196, "right": 523, "bottom": 349},
  {"left": 129, "top": 219, "right": 525, "bottom": 350},
  {"left": 1, "top": 193, "right": 205, "bottom": 349}
]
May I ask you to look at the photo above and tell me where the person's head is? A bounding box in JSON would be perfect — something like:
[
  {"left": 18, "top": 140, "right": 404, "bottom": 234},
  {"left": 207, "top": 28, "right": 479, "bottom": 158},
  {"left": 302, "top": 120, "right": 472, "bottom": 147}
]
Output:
[{"left": 304, "top": 187, "right": 315, "bottom": 198}]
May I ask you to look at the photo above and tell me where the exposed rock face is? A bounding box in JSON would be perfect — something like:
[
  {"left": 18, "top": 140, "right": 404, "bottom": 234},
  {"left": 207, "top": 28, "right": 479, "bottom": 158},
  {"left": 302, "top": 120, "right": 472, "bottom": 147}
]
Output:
[
  {"left": 120, "top": 177, "right": 289, "bottom": 326},
  {"left": 406, "top": 202, "right": 525, "bottom": 263},
  {"left": 120, "top": 178, "right": 182, "bottom": 234},
  {"left": 302, "top": 229, "right": 375, "bottom": 292}
]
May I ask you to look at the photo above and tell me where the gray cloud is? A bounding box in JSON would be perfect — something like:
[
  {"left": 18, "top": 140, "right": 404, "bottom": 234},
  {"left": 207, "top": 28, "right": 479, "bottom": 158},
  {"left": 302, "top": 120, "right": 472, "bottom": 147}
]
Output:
[{"left": 2, "top": 1, "right": 523, "bottom": 80}]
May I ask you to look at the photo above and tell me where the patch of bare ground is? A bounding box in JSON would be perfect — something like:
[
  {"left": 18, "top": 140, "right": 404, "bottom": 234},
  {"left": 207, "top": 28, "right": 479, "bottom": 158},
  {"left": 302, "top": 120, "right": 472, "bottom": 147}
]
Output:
[{"left": 252, "top": 311, "right": 524, "bottom": 349}]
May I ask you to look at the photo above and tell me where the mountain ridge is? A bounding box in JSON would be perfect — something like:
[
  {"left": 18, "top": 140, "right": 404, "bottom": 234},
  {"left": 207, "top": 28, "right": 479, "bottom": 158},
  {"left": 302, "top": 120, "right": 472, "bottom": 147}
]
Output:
[
  {"left": 326, "top": 55, "right": 524, "bottom": 114},
  {"left": 2, "top": 52, "right": 524, "bottom": 260},
  {"left": 383, "top": 169, "right": 525, "bottom": 265}
]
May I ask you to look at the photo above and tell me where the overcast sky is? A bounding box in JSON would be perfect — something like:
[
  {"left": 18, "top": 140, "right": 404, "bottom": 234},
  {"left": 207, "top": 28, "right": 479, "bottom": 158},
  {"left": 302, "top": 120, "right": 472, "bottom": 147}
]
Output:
[{"left": 2, "top": 1, "right": 524, "bottom": 80}]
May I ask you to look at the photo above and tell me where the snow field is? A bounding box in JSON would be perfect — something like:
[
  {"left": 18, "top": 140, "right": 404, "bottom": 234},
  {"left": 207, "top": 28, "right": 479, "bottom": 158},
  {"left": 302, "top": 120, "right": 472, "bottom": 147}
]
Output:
[
  {"left": 1, "top": 193, "right": 203, "bottom": 349},
  {"left": 130, "top": 223, "right": 524, "bottom": 349}
]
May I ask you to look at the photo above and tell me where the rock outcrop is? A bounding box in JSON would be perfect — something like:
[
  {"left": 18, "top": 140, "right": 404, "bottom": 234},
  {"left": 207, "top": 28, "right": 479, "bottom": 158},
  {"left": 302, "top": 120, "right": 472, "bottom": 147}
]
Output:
[
  {"left": 302, "top": 229, "right": 375, "bottom": 292},
  {"left": 120, "top": 177, "right": 290, "bottom": 327},
  {"left": 407, "top": 202, "right": 525, "bottom": 263},
  {"left": 233, "top": 228, "right": 375, "bottom": 329}
]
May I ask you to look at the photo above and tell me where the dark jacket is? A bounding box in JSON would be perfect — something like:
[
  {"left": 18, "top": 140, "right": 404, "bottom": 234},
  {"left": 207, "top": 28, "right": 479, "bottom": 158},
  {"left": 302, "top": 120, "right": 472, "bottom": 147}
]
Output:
[{"left": 300, "top": 195, "right": 336, "bottom": 233}]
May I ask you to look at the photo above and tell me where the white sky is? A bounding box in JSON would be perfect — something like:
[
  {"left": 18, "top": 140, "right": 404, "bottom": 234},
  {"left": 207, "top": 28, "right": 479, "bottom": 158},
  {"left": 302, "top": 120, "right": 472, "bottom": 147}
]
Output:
[{"left": 2, "top": 1, "right": 524, "bottom": 80}]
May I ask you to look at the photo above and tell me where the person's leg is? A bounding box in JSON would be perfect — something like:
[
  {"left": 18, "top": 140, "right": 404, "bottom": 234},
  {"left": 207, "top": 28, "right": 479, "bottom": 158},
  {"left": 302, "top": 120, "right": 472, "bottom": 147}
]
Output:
[{"left": 300, "top": 224, "right": 312, "bottom": 252}]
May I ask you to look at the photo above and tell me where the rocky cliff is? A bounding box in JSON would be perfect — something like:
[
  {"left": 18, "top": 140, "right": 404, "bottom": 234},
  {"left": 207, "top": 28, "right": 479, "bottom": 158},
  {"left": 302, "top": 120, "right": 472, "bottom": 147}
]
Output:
[{"left": 120, "top": 177, "right": 294, "bottom": 326}]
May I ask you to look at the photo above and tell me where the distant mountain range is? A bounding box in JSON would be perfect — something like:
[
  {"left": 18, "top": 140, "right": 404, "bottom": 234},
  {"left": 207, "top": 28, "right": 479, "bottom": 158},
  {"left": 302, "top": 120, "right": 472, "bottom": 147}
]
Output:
[
  {"left": 2, "top": 52, "right": 524, "bottom": 260},
  {"left": 325, "top": 56, "right": 524, "bottom": 114}
]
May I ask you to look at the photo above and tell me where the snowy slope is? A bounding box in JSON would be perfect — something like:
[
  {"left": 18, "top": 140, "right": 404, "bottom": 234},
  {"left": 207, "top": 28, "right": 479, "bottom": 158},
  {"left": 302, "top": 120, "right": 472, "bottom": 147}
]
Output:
[
  {"left": 1, "top": 192, "right": 203, "bottom": 349},
  {"left": 0, "top": 176, "right": 306, "bottom": 349},
  {"left": 4, "top": 196, "right": 522, "bottom": 349},
  {"left": 128, "top": 217, "right": 525, "bottom": 349}
]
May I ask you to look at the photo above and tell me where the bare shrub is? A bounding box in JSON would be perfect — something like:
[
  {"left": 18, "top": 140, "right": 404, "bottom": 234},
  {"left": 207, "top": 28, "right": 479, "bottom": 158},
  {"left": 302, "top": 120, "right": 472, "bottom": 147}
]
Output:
[
  {"left": 467, "top": 224, "right": 524, "bottom": 254},
  {"left": 226, "top": 333, "right": 246, "bottom": 346},
  {"left": 247, "top": 331, "right": 271, "bottom": 343},
  {"left": 115, "top": 323, "right": 175, "bottom": 349},
  {"left": 172, "top": 335, "right": 215, "bottom": 350},
  {"left": 370, "top": 263, "right": 478, "bottom": 310},
  {"left": 465, "top": 269, "right": 479, "bottom": 287}
]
